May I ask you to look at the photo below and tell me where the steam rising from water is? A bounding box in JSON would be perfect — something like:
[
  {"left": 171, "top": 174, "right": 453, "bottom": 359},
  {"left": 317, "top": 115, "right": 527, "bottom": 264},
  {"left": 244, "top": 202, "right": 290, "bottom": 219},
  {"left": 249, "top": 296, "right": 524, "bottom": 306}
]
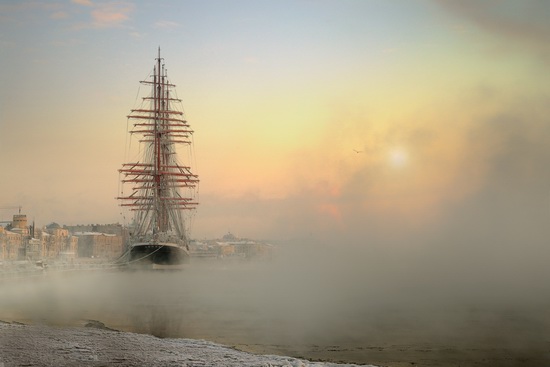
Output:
[{"left": 1, "top": 240, "right": 550, "bottom": 365}]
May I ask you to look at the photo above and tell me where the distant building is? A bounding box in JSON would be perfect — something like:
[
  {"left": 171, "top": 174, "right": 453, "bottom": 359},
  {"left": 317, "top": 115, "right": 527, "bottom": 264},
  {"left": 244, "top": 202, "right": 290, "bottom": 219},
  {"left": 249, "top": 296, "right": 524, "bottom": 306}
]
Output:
[
  {"left": 0, "top": 228, "right": 24, "bottom": 260},
  {"left": 0, "top": 214, "right": 126, "bottom": 262},
  {"left": 222, "top": 232, "right": 238, "bottom": 241},
  {"left": 0, "top": 214, "right": 31, "bottom": 261},
  {"left": 189, "top": 232, "right": 274, "bottom": 260},
  {"left": 65, "top": 223, "right": 126, "bottom": 236},
  {"left": 73, "top": 232, "right": 123, "bottom": 259},
  {"left": 1, "top": 218, "right": 271, "bottom": 263},
  {"left": 33, "top": 224, "right": 79, "bottom": 260},
  {"left": 66, "top": 223, "right": 128, "bottom": 258}
]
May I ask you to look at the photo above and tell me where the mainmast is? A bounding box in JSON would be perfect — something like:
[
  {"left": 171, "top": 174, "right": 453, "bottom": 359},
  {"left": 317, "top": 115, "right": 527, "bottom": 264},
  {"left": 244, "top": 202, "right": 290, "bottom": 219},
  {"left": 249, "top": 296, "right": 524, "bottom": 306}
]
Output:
[{"left": 154, "top": 47, "right": 163, "bottom": 234}]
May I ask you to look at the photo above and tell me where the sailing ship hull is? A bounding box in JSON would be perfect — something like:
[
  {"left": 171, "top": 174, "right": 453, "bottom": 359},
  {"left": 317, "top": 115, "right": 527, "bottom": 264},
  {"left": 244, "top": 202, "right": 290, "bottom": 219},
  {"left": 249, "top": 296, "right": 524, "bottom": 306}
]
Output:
[{"left": 128, "top": 242, "right": 189, "bottom": 269}]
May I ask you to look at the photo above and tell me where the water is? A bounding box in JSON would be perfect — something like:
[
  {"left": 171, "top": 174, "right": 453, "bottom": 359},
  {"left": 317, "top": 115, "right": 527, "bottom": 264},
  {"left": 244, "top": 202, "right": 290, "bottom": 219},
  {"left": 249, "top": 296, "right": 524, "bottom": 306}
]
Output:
[{"left": 1, "top": 255, "right": 549, "bottom": 366}]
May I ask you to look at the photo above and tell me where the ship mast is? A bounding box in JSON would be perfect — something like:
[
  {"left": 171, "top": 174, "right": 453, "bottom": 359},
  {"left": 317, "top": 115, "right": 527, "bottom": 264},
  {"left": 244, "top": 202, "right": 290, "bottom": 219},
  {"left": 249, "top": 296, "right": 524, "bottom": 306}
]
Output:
[
  {"left": 154, "top": 47, "right": 163, "bottom": 234},
  {"left": 118, "top": 48, "right": 199, "bottom": 244}
]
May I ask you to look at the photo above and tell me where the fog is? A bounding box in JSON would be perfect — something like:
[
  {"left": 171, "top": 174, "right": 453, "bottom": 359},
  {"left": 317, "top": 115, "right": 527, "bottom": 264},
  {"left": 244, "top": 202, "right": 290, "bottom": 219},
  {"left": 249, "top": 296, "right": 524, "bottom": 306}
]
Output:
[
  {"left": 4, "top": 151, "right": 547, "bottom": 364},
  {"left": 3, "top": 84, "right": 550, "bottom": 367},
  {"left": 1, "top": 235, "right": 550, "bottom": 365}
]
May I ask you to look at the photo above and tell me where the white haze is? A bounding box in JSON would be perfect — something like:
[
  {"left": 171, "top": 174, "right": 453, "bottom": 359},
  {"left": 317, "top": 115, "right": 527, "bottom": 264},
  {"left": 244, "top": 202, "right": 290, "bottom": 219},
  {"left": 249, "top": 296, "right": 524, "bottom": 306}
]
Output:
[
  {"left": 1, "top": 234, "right": 550, "bottom": 365},
  {"left": 2, "top": 87, "right": 550, "bottom": 365}
]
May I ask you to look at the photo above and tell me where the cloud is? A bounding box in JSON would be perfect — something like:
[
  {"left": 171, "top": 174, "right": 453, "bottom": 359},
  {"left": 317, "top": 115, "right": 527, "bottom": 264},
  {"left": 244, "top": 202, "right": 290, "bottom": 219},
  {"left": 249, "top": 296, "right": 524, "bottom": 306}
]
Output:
[
  {"left": 198, "top": 83, "right": 550, "bottom": 254},
  {"left": 128, "top": 31, "right": 144, "bottom": 39},
  {"left": 0, "top": 0, "right": 136, "bottom": 30},
  {"left": 90, "top": 2, "right": 132, "bottom": 28},
  {"left": 190, "top": 86, "right": 550, "bottom": 343},
  {"left": 70, "top": 1, "right": 133, "bottom": 29},
  {"left": 0, "top": 1, "right": 63, "bottom": 23},
  {"left": 435, "top": 0, "right": 550, "bottom": 62}
]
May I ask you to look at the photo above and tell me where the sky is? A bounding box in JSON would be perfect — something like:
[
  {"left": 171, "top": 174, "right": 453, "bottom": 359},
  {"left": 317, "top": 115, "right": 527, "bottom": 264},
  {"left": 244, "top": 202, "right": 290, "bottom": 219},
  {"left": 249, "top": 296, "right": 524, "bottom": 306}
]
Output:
[{"left": 1, "top": 0, "right": 550, "bottom": 253}]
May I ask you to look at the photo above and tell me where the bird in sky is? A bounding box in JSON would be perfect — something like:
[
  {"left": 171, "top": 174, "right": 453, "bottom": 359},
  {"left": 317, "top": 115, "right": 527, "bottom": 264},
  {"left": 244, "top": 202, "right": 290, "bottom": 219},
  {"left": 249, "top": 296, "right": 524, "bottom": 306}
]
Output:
[{"left": 353, "top": 149, "right": 363, "bottom": 154}]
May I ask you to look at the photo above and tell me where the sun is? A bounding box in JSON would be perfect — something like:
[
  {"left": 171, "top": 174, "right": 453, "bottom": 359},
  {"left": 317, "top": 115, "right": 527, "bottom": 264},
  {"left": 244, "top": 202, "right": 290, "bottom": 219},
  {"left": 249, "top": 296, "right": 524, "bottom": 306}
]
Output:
[{"left": 389, "top": 148, "right": 408, "bottom": 168}]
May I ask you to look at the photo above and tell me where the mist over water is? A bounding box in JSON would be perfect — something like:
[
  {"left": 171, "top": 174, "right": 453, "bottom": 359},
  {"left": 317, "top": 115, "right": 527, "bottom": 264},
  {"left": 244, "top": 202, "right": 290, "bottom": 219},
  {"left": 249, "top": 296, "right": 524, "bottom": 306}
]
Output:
[
  {"left": 3, "top": 131, "right": 550, "bottom": 363},
  {"left": 1, "top": 233, "right": 550, "bottom": 365},
  {"left": 5, "top": 115, "right": 550, "bottom": 352}
]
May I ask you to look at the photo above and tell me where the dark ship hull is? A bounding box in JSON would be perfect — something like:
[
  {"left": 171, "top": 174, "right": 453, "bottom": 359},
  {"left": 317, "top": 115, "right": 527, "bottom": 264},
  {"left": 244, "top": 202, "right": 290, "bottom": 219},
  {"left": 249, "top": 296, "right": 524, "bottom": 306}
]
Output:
[{"left": 128, "top": 242, "right": 189, "bottom": 269}]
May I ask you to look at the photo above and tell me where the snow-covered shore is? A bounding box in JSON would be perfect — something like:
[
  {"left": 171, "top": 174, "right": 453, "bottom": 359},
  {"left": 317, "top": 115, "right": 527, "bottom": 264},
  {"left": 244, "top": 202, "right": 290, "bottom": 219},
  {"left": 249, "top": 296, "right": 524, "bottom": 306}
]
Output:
[{"left": 0, "top": 322, "right": 375, "bottom": 367}]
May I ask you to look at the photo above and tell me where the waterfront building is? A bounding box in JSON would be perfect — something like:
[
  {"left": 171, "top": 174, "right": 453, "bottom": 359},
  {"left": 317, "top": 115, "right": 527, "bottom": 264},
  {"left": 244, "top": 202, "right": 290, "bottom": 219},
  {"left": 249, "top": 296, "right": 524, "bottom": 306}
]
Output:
[{"left": 73, "top": 232, "right": 123, "bottom": 259}]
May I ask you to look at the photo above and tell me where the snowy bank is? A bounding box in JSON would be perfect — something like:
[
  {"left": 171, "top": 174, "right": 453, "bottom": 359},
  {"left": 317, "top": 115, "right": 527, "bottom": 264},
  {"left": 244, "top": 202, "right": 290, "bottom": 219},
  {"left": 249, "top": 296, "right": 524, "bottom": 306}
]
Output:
[{"left": 0, "top": 322, "right": 376, "bottom": 367}]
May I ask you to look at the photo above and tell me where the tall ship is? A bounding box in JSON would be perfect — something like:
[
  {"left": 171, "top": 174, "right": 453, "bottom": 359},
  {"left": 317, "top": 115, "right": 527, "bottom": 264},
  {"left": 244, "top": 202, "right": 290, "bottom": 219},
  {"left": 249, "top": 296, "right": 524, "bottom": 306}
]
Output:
[{"left": 117, "top": 49, "right": 199, "bottom": 268}]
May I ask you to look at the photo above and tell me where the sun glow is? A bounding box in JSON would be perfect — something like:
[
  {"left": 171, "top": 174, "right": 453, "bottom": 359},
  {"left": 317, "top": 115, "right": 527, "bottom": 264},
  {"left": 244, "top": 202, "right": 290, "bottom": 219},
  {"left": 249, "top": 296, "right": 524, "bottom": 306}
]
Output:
[{"left": 389, "top": 148, "right": 408, "bottom": 168}]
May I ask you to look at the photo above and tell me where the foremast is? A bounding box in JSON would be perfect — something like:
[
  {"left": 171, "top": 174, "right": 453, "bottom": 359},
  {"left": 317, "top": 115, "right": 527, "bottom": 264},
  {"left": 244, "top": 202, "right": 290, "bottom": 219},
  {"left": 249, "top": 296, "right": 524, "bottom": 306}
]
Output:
[{"left": 118, "top": 48, "right": 199, "bottom": 247}]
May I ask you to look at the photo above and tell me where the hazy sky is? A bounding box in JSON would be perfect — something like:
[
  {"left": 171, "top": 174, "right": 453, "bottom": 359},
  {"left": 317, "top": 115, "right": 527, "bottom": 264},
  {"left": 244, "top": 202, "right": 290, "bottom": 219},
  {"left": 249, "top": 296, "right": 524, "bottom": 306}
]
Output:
[{"left": 1, "top": 0, "right": 549, "bottom": 247}]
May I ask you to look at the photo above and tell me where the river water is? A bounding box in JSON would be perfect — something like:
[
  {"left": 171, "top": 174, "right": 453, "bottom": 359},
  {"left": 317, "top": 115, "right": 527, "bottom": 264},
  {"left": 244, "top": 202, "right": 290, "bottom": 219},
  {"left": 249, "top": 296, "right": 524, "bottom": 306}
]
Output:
[{"left": 1, "top": 257, "right": 549, "bottom": 366}]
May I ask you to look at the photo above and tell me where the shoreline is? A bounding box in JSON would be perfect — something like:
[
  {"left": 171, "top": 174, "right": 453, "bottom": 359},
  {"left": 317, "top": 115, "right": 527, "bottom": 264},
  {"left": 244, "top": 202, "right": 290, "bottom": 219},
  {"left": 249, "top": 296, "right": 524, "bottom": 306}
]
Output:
[
  {"left": 1, "top": 317, "right": 548, "bottom": 367},
  {"left": 0, "top": 321, "right": 375, "bottom": 367}
]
